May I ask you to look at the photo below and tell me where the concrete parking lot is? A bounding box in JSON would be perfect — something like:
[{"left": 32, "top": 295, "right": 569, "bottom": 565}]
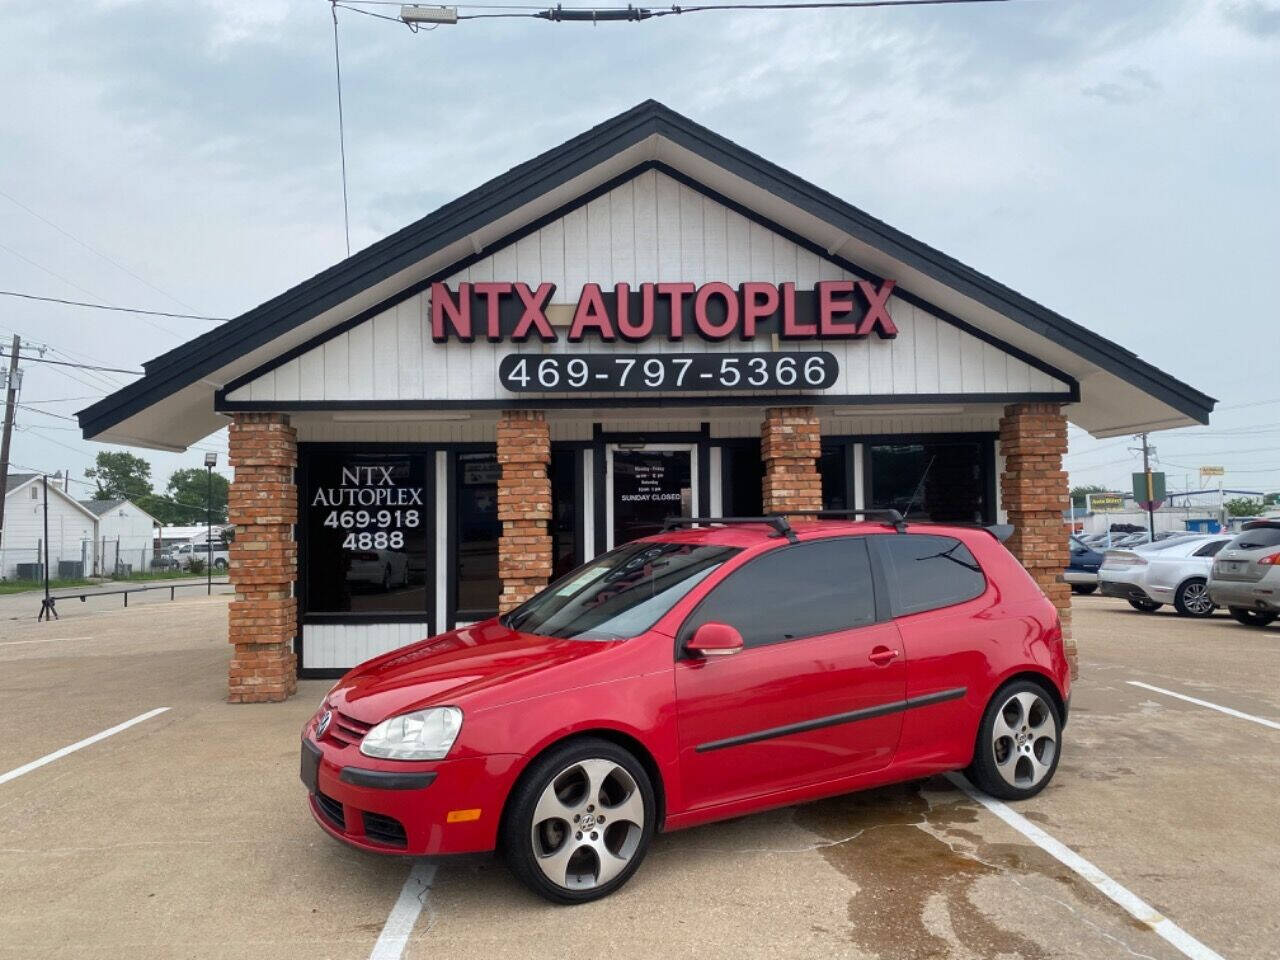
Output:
[{"left": 0, "top": 593, "right": 1276, "bottom": 960}]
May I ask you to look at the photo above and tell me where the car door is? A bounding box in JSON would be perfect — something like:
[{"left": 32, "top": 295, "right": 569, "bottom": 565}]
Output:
[{"left": 673, "top": 537, "right": 906, "bottom": 811}]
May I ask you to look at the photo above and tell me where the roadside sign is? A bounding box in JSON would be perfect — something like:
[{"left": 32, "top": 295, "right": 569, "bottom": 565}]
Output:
[
  {"left": 1090, "top": 493, "right": 1125, "bottom": 512},
  {"left": 1132, "top": 471, "right": 1166, "bottom": 511},
  {"left": 1199, "top": 466, "right": 1224, "bottom": 477}
]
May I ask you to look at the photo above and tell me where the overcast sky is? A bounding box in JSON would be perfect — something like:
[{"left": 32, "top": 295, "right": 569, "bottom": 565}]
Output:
[{"left": 2, "top": 0, "right": 1277, "bottom": 503}]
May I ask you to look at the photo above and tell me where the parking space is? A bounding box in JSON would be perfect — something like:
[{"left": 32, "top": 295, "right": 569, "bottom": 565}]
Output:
[{"left": 1, "top": 594, "right": 1276, "bottom": 959}]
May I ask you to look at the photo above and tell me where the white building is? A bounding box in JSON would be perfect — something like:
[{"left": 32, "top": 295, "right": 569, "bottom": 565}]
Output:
[
  {"left": 80, "top": 499, "right": 161, "bottom": 575},
  {"left": 0, "top": 473, "right": 99, "bottom": 581}
]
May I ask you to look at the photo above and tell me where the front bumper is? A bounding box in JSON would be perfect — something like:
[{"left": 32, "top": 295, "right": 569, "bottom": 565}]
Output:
[
  {"left": 300, "top": 736, "right": 522, "bottom": 856},
  {"left": 1208, "top": 579, "right": 1280, "bottom": 612}
]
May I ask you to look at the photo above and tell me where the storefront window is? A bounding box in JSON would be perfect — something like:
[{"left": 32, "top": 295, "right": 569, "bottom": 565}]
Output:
[
  {"left": 720, "top": 443, "right": 763, "bottom": 517},
  {"left": 819, "top": 444, "right": 849, "bottom": 510},
  {"left": 867, "top": 440, "right": 989, "bottom": 523},
  {"left": 550, "top": 448, "right": 579, "bottom": 580},
  {"left": 302, "top": 452, "right": 429, "bottom": 615},
  {"left": 454, "top": 451, "right": 500, "bottom": 622}
]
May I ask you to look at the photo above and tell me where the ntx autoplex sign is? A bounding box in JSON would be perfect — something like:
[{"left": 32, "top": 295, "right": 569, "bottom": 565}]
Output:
[{"left": 429, "top": 279, "right": 899, "bottom": 343}]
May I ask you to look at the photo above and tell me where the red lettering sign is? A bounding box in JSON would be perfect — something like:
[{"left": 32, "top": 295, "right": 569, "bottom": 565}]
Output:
[
  {"left": 568, "top": 283, "right": 616, "bottom": 341},
  {"left": 512, "top": 282, "right": 557, "bottom": 341}
]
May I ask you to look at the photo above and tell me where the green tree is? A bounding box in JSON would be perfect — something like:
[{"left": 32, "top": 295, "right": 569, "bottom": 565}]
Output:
[
  {"left": 1225, "top": 497, "right": 1264, "bottom": 518},
  {"left": 162, "top": 469, "right": 230, "bottom": 524},
  {"left": 1070, "top": 484, "right": 1108, "bottom": 510},
  {"left": 84, "top": 451, "right": 152, "bottom": 501}
]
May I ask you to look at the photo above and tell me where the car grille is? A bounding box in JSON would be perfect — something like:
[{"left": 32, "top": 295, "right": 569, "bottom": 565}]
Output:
[
  {"left": 315, "top": 789, "right": 345, "bottom": 830},
  {"left": 326, "top": 710, "right": 373, "bottom": 748},
  {"left": 362, "top": 811, "right": 408, "bottom": 848}
]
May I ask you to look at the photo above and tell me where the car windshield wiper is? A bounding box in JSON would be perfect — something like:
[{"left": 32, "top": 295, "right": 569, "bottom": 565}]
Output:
[{"left": 918, "top": 543, "right": 983, "bottom": 573}]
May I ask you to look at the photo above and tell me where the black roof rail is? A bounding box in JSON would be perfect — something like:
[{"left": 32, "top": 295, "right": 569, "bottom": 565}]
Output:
[
  {"left": 662, "top": 515, "right": 798, "bottom": 543},
  {"left": 768, "top": 508, "right": 908, "bottom": 533}
]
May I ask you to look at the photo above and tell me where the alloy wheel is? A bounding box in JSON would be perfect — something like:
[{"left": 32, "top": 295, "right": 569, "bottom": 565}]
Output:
[
  {"left": 991, "top": 691, "right": 1058, "bottom": 790},
  {"left": 1181, "top": 581, "right": 1215, "bottom": 616},
  {"left": 530, "top": 759, "right": 645, "bottom": 891}
]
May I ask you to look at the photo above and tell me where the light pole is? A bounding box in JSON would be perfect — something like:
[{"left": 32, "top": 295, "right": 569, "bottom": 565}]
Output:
[{"left": 205, "top": 452, "right": 217, "bottom": 595}]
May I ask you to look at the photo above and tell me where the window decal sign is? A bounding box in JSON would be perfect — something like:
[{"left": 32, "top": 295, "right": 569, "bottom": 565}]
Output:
[{"left": 430, "top": 280, "right": 897, "bottom": 343}]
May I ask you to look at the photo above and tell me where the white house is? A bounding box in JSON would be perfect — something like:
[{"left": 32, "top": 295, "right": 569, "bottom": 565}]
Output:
[
  {"left": 80, "top": 498, "right": 161, "bottom": 575},
  {"left": 0, "top": 474, "right": 100, "bottom": 581}
]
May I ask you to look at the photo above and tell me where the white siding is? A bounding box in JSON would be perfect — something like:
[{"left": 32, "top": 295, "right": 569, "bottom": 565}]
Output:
[
  {"left": 301, "top": 622, "right": 433, "bottom": 670},
  {"left": 93, "top": 501, "right": 157, "bottom": 574},
  {"left": 1, "top": 483, "right": 97, "bottom": 580},
  {"left": 227, "top": 172, "right": 1071, "bottom": 407}
]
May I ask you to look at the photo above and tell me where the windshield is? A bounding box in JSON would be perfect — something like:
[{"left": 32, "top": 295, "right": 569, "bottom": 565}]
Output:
[{"left": 503, "top": 540, "right": 740, "bottom": 640}]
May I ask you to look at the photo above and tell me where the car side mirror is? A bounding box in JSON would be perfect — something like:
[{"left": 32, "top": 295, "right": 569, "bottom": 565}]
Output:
[{"left": 685, "top": 622, "right": 743, "bottom": 658}]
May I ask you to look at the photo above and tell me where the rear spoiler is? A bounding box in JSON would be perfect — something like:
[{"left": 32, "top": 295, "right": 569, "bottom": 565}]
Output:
[{"left": 984, "top": 524, "right": 1014, "bottom": 543}]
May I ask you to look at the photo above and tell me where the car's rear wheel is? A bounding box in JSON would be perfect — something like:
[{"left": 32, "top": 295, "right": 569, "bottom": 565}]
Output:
[
  {"left": 1071, "top": 584, "right": 1097, "bottom": 595},
  {"left": 1228, "top": 607, "right": 1278, "bottom": 627},
  {"left": 1174, "top": 578, "right": 1215, "bottom": 618},
  {"left": 502, "top": 738, "right": 655, "bottom": 904},
  {"left": 967, "top": 681, "right": 1062, "bottom": 801},
  {"left": 1127, "top": 598, "right": 1162, "bottom": 612}
]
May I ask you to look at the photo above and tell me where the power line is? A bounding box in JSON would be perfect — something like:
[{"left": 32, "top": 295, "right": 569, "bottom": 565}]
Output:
[
  {"left": 0, "top": 188, "right": 204, "bottom": 315},
  {"left": 0, "top": 290, "right": 227, "bottom": 322},
  {"left": 19, "top": 396, "right": 101, "bottom": 405},
  {"left": 16, "top": 404, "right": 77, "bottom": 422},
  {"left": 331, "top": 2, "right": 353, "bottom": 258},
  {"left": 0, "top": 352, "right": 142, "bottom": 376}
]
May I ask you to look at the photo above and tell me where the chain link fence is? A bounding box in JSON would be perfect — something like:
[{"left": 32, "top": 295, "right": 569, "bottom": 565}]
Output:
[{"left": 0, "top": 540, "right": 224, "bottom": 584}]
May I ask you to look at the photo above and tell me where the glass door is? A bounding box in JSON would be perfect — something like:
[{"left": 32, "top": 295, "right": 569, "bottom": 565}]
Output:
[{"left": 605, "top": 444, "right": 698, "bottom": 549}]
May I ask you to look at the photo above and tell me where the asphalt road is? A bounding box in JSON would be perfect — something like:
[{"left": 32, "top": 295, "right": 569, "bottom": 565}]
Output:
[{"left": 0, "top": 593, "right": 1275, "bottom": 959}]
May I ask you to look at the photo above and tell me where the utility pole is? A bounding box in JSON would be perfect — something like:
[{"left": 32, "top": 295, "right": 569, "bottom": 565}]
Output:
[
  {"left": 1140, "top": 432, "right": 1155, "bottom": 540},
  {"left": 0, "top": 334, "right": 20, "bottom": 550}
]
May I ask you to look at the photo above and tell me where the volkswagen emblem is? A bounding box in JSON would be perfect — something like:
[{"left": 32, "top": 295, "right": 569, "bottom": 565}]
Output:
[{"left": 316, "top": 709, "right": 332, "bottom": 738}]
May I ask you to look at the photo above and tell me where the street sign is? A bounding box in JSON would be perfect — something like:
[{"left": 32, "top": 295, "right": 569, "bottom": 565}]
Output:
[
  {"left": 1132, "top": 471, "right": 1166, "bottom": 511},
  {"left": 1199, "top": 466, "right": 1224, "bottom": 477}
]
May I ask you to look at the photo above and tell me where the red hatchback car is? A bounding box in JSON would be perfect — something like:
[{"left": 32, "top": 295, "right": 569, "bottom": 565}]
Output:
[{"left": 302, "top": 513, "right": 1070, "bottom": 903}]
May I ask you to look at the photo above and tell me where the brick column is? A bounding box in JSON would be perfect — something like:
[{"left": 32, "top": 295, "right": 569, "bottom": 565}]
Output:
[
  {"left": 497, "top": 410, "right": 552, "bottom": 614},
  {"left": 761, "top": 406, "right": 823, "bottom": 516},
  {"left": 226, "top": 413, "right": 298, "bottom": 703},
  {"left": 999, "top": 402, "right": 1077, "bottom": 678}
]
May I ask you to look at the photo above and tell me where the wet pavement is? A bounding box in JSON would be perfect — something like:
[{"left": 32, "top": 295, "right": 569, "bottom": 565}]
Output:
[{"left": 0, "top": 593, "right": 1276, "bottom": 959}]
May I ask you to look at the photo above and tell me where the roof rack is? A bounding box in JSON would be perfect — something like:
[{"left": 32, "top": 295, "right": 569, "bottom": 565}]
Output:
[
  {"left": 769, "top": 508, "right": 908, "bottom": 533},
  {"left": 661, "top": 516, "right": 798, "bottom": 543}
]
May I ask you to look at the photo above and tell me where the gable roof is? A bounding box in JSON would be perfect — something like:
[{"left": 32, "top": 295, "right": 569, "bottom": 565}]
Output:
[
  {"left": 77, "top": 100, "right": 1213, "bottom": 445},
  {"left": 4, "top": 474, "right": 101, "bottom": 522},
  {"left": 80, "top": 497, "right": 163, "bottom": 525},
  {"left": 5, "top": 472, "right": 38, "bottom": 494}
]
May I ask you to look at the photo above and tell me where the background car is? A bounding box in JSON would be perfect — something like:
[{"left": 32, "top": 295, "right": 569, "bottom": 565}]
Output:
[
  {"left": 1065, "top": 536, "right": 1104, "bottom": 594},
  {"left": 1208, "top": 520, "right": 1280, "bottom": 627},
  {"left": 1099, "top": 535, "right": 1233, "bottom": 616}
]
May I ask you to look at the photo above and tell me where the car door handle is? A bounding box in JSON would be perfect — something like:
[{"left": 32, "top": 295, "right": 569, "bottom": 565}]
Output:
[{"left": 869, "top": 646, "right": 900, "bottom": 666}]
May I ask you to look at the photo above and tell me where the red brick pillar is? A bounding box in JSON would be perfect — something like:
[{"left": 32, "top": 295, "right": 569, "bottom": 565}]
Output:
[
  {"left": 226, "top": 413, "right": 298, "bottom": 703},
  {"left": 761, "top": 406, "right": 823, "bottom": 516},
  {"left": 999, "top": 402, "right": 1076, "bottom": 678},
  {"left": 497, "top": 410, "right": 552, "bottom": 614}
]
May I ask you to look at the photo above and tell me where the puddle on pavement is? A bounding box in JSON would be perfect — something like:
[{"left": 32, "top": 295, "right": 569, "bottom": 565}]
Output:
[{"left": 794, "top": 779, "right": 1053, "bottom": 959}]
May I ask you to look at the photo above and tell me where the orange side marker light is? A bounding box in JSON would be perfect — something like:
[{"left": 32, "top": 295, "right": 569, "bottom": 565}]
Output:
[{"left": 446, "top": 808, "right": 482, "bottom": 823}]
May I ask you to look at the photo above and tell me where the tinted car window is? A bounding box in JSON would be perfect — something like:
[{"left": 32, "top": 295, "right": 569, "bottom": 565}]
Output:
[
  {"left": 683, "top": 538, "right": 877, "bottom": 649},
  {"left": 878, "top": 534, "right": 986, "bottom": 616},
  {"left": 505, "top": 541, "right": 739, "bottom": 640},
  {"left": 1229, "top": 527, "right": 1280, "bottom": 550},
  {"left": 1193, "top": 540, "right": 1229, "bottom": 558}
]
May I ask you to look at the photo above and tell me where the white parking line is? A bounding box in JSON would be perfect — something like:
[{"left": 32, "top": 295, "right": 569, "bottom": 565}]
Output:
[
  {"left": 369, "top": 860, "right": 437, "bottom": 960},
  {"left": 0, "top": 636, "right": 92, "bottom": 647},
  {"left": 0, "top": 708, "right": 171, "bottom": 786},
  {"left": 1128, "top": 681, "right": 1280, "bottom": 731},
  {"left": 945, "top": 773, "right": 1226, "bottom": 960}
]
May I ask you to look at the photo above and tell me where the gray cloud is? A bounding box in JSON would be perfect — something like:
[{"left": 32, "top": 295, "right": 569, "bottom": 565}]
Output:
[{"left": 1222, "top": 0, "right": 1280, "bottom": 37}]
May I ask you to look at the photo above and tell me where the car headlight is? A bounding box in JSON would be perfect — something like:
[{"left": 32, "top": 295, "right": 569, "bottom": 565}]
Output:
[{"left": 360, "top": 707, "right": 463, "bottom": 761}]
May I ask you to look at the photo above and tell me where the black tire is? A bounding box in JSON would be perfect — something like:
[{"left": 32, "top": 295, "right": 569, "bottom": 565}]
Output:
[
  {"left": 1173, "top": 578, "right": 1216, "bottom": 618},
  {"left": 501, "top": 737, "right": 656, "bottom": 904},
  {"left": 966, "top": 680, "right": 1063, "bottom": 801},
  {"left": 1127, "top": 598, "right": 1162, "bottom": 613},
  {"left": 1229, "top": 607, "right": 1278, "bottom": 627},
  {"left": 214, "top": 558, "right": 228, "bottom": 571},
  {"left": 1071, "top": 584, "right": 1098, "bottom": 595}
]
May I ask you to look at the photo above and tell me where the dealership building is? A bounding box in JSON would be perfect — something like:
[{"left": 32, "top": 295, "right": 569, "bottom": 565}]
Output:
[{"left": 78, "top": 102, "right": 1213, "bottom": 701}]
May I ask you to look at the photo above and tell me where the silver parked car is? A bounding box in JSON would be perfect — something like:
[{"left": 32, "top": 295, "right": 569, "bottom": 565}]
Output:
[
  {"left": 1207, "top": 520, "right": 1280, "bottom": 627},
  {"left": 1098, "top": 535, "right": 1233, "bottom": 616}
]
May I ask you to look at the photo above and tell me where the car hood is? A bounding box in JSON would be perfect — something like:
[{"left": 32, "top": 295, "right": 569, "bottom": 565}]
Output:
[{"left": 329, "top": 620, "right": 632, "bottom": 723}]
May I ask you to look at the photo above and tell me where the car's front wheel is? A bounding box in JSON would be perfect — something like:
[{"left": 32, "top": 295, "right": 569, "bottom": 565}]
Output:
[
  {"left": 1174, "top": 578, "right": 1215, "bottom": 618},
  {"left": 502, "top": 738, "right": 656, "bottom": 904},
  {"left": 1127, "top": 598, "right": 1162, "bottom": 613},
  {"left": 967, "top": 682, "right": 1062, "bottom": 801},
  {"left": 1228, "top": 607, "right": 1278, "bottom": 627}
]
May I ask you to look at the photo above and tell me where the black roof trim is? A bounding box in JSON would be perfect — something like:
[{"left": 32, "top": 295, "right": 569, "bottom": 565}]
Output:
[{"left": 79, "top": 100, "right": 1213, "bottom": 439}]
